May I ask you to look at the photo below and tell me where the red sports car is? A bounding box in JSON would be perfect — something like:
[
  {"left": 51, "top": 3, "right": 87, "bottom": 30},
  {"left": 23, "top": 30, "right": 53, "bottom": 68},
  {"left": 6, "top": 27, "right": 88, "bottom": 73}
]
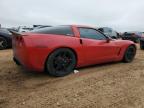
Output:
[{"left": 10, "top": 25, "right": 136, "bottom": 77}]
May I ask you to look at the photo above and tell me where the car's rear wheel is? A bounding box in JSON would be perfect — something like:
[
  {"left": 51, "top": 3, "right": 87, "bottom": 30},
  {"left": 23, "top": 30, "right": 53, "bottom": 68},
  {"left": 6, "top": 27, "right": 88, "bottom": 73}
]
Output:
[
  {"left": 123, "top": 45, "right": 136, "bottom": 63},
  {"left": 46, "top": 48, "right": 76, "bottom": 77},
  {"left": 0, "top": 37, "right": 7, "bottom": 50}
]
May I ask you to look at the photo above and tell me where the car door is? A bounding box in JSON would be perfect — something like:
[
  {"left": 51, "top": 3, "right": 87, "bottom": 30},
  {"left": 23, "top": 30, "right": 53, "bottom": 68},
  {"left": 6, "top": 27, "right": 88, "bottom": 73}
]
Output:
[{"left": 78, "top": 27, "right": 121, "bottom": 65}]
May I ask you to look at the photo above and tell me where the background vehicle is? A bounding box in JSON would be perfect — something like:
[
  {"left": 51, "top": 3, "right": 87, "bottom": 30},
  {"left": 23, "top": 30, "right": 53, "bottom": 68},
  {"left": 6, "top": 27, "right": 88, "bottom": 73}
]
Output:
[
  {"left": 122, "top": 32, "right": 143, "bottom": 43},
  {"left": 33, "top": 25, "right": 52, "bottom": 30},
  {"left": 17, "top": 26, "right": 33, "bottom": 33},
  {"left": 11, "top": 25, "right": 136, "bottom": 77},
  {"left": 98, "top": 27, "right": 119, "bottom": 39},
  {"left": 140, "top": 32, "right": 144, "bottom": 50},
  {"left": 0, "top": 28, "right": 12, "bottom": 50}
]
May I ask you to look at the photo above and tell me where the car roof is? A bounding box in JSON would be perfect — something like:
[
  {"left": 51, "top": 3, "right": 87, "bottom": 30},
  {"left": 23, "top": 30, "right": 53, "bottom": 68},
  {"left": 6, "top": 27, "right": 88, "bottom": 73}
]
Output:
[
  {"left": 71, "top": 25, "right": 95, "bottom": 28},
  {"left": 59, "top": 24, "right": 93, "bottom": 28}
]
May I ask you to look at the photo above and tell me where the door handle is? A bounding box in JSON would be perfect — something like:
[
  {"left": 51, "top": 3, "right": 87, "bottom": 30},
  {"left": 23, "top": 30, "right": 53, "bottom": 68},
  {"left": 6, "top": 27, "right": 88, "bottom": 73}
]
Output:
[{"left": 80, "top": 39, "right": 83, "bottom": 44}]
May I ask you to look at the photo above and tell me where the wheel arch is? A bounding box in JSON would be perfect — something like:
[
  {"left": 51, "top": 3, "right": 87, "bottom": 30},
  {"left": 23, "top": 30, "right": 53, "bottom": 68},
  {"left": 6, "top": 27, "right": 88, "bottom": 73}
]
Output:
[
  {"left": 127, "top": 44, "right": 137, "bottom": 51},
  {"left": 123, "top": 43, "right": 136, "bottom": 53},
  {"left": 0, "top": 35, "right": 8, "bottom": 40},
  {"left": 0, "top": 35, "right": 10, "bottom": 44},
  {"left": 44, "top": 47, "right": 78, "bottom": 72},
  {"left": 122, "top": 43, "right": 137, "bottom": 62}
]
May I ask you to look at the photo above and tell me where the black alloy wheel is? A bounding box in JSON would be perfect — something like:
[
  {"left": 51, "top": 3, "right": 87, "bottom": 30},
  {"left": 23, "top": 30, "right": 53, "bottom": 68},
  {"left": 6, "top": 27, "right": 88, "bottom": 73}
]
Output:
[
  {"left": 46, "top": 48, "right": 76, "bottom": 77},
  {"left": 0, "top": 37, "right": 7, "bottom": 50},
  {"left": 123, "top": 45, "right": 136, "bottom": 63}
]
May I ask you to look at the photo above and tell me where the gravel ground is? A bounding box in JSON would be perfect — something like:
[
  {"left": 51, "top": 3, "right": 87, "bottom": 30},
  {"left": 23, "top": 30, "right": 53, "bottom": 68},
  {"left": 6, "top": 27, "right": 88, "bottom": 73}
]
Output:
[{"left": 0, "top": 45, "right": 144, "bottom": 108}]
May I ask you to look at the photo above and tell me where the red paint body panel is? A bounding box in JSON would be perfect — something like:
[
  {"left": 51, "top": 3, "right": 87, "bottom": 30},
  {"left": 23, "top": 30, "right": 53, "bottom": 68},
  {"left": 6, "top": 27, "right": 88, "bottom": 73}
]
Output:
[{"left": 12, "top": 25, "right": 136, "bottom": 72}]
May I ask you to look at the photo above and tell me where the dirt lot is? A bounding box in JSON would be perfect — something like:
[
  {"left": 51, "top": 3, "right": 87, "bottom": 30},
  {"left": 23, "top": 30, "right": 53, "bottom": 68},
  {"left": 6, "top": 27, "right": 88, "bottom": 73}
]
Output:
[{"left": 0, "top": 46, "right": 144, "bottom": 108}]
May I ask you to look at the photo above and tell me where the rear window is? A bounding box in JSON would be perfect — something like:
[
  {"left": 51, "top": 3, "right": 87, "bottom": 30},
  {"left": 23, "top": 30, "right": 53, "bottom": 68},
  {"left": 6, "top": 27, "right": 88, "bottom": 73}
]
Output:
[{"left": 31, "top": 26, "right": 74, "bottom": 36}]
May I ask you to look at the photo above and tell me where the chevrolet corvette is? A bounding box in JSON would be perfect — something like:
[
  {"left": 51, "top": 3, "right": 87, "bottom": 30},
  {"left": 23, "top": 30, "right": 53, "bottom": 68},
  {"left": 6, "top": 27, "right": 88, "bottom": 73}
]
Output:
[{"left": 10, "top": 25, "right": 136, "bottom": 77}]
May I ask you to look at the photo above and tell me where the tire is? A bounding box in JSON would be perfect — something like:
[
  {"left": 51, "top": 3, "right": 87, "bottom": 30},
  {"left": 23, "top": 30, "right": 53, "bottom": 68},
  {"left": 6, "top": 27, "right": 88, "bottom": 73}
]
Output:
[
  {"left": 0, "top": 37, "right": 8, "bottom": 50},
  {"left": 123, "top": 45, "right": 136, "bottom": 63},
  {"left": 46, "top": 48, "right": 76, "bottom": 77}
]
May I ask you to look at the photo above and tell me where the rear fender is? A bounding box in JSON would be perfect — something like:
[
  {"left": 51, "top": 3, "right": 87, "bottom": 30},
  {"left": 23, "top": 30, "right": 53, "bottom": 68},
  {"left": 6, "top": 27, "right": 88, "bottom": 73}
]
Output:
[{"left": 44, "top": 46, "right": 78, "bottom": 71}]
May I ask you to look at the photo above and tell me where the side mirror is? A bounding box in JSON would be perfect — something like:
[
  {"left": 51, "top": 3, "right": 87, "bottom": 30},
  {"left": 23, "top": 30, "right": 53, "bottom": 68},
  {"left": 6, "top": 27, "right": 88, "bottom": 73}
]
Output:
[{"left": 106, "top": 37, "right": 111, "bottom": 43}]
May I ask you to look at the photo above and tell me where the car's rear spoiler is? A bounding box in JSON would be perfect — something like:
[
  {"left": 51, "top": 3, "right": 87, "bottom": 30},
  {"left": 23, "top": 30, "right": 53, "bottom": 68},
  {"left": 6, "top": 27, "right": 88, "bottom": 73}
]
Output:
[{"left": 9, "top": 30, "right": 27, "bottom": 37}]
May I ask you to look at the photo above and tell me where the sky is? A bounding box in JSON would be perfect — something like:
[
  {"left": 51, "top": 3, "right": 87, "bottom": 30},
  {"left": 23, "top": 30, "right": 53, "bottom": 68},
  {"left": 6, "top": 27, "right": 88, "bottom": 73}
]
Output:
[{"left": 0, "top": 0, "right": 144, "bottom": 32}]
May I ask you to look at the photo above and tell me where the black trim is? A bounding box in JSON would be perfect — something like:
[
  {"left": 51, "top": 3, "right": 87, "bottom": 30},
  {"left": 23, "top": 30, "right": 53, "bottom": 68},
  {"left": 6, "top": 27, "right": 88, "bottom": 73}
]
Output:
[{"left": 80, "top": 39, "right": 83, "bottom": 44}]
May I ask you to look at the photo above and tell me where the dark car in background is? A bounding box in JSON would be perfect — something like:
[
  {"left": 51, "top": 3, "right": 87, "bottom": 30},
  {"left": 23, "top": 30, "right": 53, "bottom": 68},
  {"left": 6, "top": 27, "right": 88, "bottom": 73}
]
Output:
[
  {"left": 140, "top": 32, "right": 144, "bottom": 50},
  {"left": 0, "top": 28, "right": 12, "bottom": 50},
  {"left": 98, "top": 27, "right": 119, "bottom": 39},
  {"left": 122, "top": 32, "right": 143, "bottom": 43},
  {"left": 17, "top": 26, "right": 33, "bottom": 33},
  {"left": 33, "top": 25, "right": 52, "bottom": 30}
]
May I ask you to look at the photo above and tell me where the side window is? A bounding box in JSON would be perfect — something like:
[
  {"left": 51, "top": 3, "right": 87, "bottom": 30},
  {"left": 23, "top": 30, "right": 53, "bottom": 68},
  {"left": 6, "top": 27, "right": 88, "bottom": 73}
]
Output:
[
  {"left": 48, "top": 26, "right": 74, "bottom": 36},
  {"left": 79, "top": 28, "right": 106, "bottom": 40},
  {"left": 31, "top": 26, "right": 74, "bottom": 36}
]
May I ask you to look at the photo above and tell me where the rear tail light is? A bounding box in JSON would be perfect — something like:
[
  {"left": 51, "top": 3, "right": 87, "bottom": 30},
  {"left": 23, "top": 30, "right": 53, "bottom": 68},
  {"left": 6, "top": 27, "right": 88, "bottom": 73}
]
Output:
[
  {"left": 15, "top": 36, "right": 23, "bottom": 41},
  {"left": 15, "top": 36, "right": 24, "bottom": 46},
  {"left": 17, "top": 36, "right": 23, "bottom": 41},
  {"left": 10, "top": 30, "right": 26, "bottom": 46}
]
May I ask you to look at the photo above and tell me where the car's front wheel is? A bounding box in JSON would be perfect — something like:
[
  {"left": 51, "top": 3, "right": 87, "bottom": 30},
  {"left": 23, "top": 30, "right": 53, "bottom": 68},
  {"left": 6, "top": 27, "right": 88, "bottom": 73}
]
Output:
[
  {"left": 0, "top": 37, "right": 8, "bottom": 50},
  {"left": 123, "top": 45, "right": 136, "bottom": 63},
  {"left": 46, "top": 48, "right": 76, "bottom": 77}
]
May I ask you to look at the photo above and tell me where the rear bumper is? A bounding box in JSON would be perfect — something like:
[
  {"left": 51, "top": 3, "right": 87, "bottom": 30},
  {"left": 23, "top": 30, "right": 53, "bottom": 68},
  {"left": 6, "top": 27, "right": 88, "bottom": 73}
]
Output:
[
  {"left": 13, "top": 56, "right": 44, "bottom": 72},
  {"left": 13, "top": 47, "right": 52, "bottom": 72}
]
